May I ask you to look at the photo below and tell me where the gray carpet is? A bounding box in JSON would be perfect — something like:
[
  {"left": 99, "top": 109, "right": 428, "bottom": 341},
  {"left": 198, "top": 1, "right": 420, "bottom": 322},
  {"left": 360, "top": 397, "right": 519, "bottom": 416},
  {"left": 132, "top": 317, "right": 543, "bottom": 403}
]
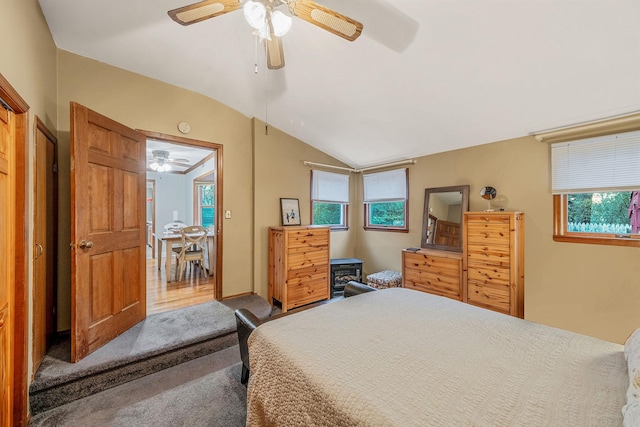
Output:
[
  {"left": 30, "top": 295, "right": 271, "bottom": 414},
  {"left": 221, "top": 294, "right": 275, "bottom": 319},
  {"left": 29, "top": 346, "right": 247, "bottom": 427}
]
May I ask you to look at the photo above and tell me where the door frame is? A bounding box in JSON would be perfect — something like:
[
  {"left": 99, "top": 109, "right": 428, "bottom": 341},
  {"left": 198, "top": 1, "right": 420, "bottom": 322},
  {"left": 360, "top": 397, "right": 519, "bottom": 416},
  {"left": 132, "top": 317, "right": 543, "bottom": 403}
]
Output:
[
  {"left": 32, "top": 116, "right": 58, "bottom": 374},
  {"left": 0, "top": 72, "right": 29, "bottom": 426},
  {"left": 146, "top": 179, "right": 156, "bottom": 255},
  {"left": 140, "top": 130, "right": 224, "bottom": 300}
]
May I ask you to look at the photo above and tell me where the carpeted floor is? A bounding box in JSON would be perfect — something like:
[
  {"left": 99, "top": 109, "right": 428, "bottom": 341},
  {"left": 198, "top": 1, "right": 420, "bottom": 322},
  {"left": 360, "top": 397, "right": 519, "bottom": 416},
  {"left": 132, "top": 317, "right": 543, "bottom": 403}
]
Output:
[
  {"left": 30, "top": 295, "right": 272, "bottom": 416},
  {"left": 29, "top": 346, "right": 247, "bottom": 427}
]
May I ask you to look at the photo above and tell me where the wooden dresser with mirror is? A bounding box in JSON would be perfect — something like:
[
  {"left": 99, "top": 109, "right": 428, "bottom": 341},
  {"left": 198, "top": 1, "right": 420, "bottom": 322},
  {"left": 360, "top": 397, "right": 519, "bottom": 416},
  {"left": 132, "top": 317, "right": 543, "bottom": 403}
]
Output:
[
  {"left": 402, "top": 185, "right": 525, "bottom": 318},
  {"left": 403, "top": 186, "right": 468, "bottom": 302}
]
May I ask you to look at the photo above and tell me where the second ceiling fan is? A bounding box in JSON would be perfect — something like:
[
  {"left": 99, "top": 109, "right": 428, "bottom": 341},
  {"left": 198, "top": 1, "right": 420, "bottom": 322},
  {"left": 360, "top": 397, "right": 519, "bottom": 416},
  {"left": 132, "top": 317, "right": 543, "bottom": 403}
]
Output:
[{"left": 168, "top": 0, "right": 363, "bottom": 70}]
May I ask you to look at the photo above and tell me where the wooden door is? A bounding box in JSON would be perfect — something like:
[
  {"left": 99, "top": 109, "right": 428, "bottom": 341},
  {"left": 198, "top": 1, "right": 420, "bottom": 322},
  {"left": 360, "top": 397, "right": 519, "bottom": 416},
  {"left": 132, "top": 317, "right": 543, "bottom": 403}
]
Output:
[
  {"left": 0, "top": 101, "right": 14, "bottom": 427},
  {"left": 33, "top": 119, "right": 57, "bottom": 372},
  {"left": 71, "top": 102, "right": 146, "bottom": 362}
]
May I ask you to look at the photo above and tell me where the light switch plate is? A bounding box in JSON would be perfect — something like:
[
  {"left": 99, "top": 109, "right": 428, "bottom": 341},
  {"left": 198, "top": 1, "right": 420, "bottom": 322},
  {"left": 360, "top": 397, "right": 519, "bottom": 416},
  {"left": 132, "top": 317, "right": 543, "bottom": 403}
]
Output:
[{"left": 225, "top": 210, "right": 231, "bottom": 219}]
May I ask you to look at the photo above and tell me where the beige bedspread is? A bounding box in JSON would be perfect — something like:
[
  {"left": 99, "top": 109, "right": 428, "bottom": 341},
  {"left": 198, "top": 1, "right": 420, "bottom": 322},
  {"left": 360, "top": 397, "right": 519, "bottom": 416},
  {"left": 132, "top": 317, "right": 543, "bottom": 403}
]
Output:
[{"left": 247, "top": 288, "right": 627, "bottom": 426}]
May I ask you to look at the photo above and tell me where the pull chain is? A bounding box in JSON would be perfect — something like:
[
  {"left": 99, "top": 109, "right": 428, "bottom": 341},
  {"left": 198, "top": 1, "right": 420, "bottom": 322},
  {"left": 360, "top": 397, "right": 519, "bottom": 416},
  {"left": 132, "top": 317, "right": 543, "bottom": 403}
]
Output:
[
  {"left": 264, "top": 40, "right": 269, "bottom": 135},
  {"left": 254, "top": 35, "right": 259, "bottom": 74},
  {"left": 253, "top": 34, "right": 269, "bottom": 135}
]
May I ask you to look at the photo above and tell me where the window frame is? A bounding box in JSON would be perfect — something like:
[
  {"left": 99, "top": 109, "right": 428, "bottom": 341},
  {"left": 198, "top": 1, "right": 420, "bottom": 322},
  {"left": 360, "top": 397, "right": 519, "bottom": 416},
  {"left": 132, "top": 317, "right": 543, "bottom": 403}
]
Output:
[
  {"left": 310, "top": 170, "right": 350, "bottom": 230},
  {"left": 192, "top": 171, "right": 215, "bottom": 229},
  {"left": 536, "top": 112, "right": 640, "bottom": 248},
  {"left": 311, "top": 201, "right": 349, "bottom": 230},
  {"left": 363, "top": 168, "right": 409, "bottom": 233},
  {"left": 553, "top": 194, "right": 640, "bottom": 247}
]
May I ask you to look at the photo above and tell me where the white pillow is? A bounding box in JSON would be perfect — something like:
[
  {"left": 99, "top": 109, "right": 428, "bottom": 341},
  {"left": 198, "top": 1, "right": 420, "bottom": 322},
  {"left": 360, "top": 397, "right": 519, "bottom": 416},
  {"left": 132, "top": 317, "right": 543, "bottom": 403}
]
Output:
[{"left": 623, "top": 328, "right": 640, "bottom": 426}]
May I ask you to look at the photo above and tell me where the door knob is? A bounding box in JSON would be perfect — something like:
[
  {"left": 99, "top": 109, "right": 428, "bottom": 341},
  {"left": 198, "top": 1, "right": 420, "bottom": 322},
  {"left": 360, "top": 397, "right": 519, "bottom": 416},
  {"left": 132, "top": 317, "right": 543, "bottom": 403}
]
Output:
[{"left": 79, "top": 240, "right": 94, "bottom": 249}]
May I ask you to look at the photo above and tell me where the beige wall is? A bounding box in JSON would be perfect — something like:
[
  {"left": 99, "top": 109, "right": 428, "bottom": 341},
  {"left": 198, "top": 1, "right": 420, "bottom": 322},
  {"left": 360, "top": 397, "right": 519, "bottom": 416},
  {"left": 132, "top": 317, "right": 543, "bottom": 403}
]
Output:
[
  {"left": 355, "top": 136, "right": 640, "bottom": 344},
  {"left": 55, "top": 52, "right": 355, "bottom": 329},
  {"left": 1, "top": 0, "right": 59, "bottom": 381},
  {"left": 55, "top": 51, "right": 253, "bottom": 329},
  {"left": 252, "top": 118, "right": 356, "bottom": 298},
  {"left": 1, "top": 0, "right": 58, "bottom": 130}
]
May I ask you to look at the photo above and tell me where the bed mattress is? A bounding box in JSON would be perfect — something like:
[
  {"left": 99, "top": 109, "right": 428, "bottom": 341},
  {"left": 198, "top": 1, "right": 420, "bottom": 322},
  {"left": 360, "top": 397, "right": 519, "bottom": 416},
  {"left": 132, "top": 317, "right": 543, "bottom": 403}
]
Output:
[{"left": 247, "top": 288, "right": 627, "bottom": 426}]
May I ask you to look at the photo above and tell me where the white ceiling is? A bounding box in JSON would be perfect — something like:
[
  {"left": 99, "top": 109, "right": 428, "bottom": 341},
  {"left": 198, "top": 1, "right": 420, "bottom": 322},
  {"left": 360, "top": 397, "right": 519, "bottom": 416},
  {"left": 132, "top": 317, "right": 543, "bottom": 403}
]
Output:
[
  {"left": 38, "top": 0, "right": 640, "bottom": 169},
  {"left": 147, "top": 138, "right": 215, "bottom": 173}
]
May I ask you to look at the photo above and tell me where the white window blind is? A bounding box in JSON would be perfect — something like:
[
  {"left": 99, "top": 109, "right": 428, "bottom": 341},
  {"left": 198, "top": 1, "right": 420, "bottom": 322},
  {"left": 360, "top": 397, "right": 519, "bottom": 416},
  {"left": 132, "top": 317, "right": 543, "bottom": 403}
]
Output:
[
  {"left": 311, "top": 170, "right": 349, "bottom": 203},
  {"left": 551, "top": 130, "right": 640, "bottom": 194},
  {"left": 363, "top": 168, "right": 407, "bottom": 202}
]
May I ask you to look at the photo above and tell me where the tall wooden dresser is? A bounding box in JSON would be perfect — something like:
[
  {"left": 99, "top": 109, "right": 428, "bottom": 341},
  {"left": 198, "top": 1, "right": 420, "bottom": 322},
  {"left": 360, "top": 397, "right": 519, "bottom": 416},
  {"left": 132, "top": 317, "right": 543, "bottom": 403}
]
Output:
[
  {"left": 268, "top": 225, "right": 330, "bottom": 312},
  {"left": 402, "top": 249, "right": 463, "bottom": 301},
  {"left": 463, "top": 211, "right": 524, "bottom": 318}
]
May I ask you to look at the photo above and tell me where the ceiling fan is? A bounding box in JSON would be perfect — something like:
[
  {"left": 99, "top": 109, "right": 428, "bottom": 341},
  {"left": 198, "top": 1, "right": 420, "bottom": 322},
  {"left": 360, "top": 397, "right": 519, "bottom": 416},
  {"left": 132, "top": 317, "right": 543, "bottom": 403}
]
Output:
[
  {"left": 168, "top": 0, "right": 363, "bottom": 70},
  {"left": 148, "top": 150, "right": 191, "bottom": 172}
]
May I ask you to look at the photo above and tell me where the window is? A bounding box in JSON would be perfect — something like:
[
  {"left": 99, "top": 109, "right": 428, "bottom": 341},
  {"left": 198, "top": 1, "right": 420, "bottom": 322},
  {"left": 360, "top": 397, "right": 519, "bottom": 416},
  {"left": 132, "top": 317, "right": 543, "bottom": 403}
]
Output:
[
  {"left": 311, "top": 170, "right": 349, "bottom": 229},
  {"left": 194, "top": 171, "right": 215, "bottom": 230},
  {"left": 196, "top": 184, "right": 215, "bottom": 229},
  {"left": 550, "top": 129, "right": 640, "bottom": 247},
  {"left": 363, "top": 168, "right": 408, "bottom": 231}
]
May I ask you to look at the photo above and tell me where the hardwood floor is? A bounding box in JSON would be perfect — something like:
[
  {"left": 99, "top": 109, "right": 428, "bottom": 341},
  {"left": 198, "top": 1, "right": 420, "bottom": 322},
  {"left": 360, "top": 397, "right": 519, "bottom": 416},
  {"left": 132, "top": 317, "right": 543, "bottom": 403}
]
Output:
[{"left": 146, "top": 247, "right": 215, "bottom": 315}]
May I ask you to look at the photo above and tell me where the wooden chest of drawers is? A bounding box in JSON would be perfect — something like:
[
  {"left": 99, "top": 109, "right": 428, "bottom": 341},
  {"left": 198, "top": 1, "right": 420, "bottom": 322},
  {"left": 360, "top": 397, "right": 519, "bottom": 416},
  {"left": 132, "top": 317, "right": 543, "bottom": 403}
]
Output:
[
  {"left": 402, "top": 249, "right": 463, "bottom": 301},
  {"left": 268, "top": 226, "right": 330, "bottom": 312},
  {"left": 463, "top": 212, "right": 524, "bottom": 318}
]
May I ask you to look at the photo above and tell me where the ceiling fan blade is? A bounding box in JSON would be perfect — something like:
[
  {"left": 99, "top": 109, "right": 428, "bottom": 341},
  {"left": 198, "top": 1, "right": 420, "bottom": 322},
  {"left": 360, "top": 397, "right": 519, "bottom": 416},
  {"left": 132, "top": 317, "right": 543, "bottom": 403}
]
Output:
[
  {"left": 289, "top": 0, "right": 363, "bottom": 42},
  {"left": 266, "top": 34, "right": 285, "bottom": 70},
  {"left": 168, "top": 0, "right": 241, "bottom": 26},
  {"left": 168, "top": 158, "right": 190, "bottom": 163}
]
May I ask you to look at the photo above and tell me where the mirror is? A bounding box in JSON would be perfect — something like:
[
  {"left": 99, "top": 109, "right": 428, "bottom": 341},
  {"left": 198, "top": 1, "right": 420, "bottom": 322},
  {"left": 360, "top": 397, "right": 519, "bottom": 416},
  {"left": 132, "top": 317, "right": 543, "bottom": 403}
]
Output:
[{"left": 421, "top": 185, "right": 469, "bottom": 252}]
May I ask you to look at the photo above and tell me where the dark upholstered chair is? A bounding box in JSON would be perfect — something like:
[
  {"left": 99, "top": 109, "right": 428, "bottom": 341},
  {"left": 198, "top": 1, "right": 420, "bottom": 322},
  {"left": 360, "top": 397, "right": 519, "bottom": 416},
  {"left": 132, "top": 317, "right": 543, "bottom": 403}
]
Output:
[{"left": 235, "top": 281, "right": 377, "bottom": 384}]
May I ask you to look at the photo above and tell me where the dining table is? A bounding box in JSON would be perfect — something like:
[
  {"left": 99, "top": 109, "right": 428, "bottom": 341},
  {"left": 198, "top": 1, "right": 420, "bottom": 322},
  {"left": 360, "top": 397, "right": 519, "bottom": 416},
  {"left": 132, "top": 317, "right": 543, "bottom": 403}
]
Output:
[{"left": 153, "top": 230, "right": 215, "bottom": 282}]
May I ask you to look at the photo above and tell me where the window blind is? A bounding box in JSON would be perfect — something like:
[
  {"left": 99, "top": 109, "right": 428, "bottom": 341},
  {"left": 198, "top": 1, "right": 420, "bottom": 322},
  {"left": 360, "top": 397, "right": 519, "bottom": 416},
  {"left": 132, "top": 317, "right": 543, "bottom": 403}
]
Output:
[
  {"left": 551, "top": 130, "right": 640, "bottom": 194},
  {"left": 363, "top": 168, "right": 407, "bottom": 202},
  {"left": 311, "top": 170, "right": 349, "bottom": 203}
]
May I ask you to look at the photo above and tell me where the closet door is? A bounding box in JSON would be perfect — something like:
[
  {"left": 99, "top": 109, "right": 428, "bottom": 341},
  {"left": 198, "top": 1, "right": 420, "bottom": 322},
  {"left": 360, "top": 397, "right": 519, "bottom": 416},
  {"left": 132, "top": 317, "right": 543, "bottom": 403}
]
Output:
[{"left": 0, "top": 102, "right": 14, "bottom": 427}]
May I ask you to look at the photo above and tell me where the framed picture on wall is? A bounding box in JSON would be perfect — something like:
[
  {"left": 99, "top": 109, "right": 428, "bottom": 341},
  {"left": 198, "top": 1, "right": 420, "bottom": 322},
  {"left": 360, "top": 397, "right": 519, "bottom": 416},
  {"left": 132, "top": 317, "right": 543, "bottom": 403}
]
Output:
[{"left": 280, "top": 198, "right": 301, "bottom": 226}]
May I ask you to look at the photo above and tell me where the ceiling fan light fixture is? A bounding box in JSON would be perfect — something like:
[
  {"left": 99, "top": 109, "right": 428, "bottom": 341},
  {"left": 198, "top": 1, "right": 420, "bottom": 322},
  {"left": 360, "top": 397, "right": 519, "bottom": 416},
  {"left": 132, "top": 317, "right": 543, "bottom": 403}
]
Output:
[
  {"left": 243, "top": 1, "right": 266, "bottom": 30},
  {"left": 271, "top": 10, "right": 292, "bottom": 37},
  {"left": 151, "top": 163, "right": 171, "bottom": 172},
  {"left": 149, "top": 155, "right": 172, "bottom": 172}
]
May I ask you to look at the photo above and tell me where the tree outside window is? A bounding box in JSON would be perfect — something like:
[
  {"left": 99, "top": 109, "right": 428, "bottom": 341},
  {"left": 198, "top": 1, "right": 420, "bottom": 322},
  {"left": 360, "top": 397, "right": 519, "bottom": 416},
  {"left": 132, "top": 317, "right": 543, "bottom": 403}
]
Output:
[
  {"left": 311, "top": 170, "right": 349, "bottom": 229},
  {"left": 197, "top": 184, "right": 215, "bottom": 230},
  {"left": 363, "top": 168, "right": 408, "bottom": 231}
]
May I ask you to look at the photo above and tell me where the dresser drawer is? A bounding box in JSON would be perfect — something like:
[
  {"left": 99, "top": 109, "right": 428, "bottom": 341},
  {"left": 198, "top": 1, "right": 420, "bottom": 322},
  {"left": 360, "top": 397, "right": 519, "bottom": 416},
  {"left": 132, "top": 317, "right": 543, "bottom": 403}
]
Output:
[
  {"left": 466, "top": 243, "right": 511, "bottom": 267},
  {"left": 402, "top": 249, "right": 463, "bottom": 301},
  {"left": 288, "top": 249, "right": 329, "bottom": 270},
  {"left": 467, "top": 264, "right": 510, "bottom": 287},
  {"left": 287, "top": 230, "right": 329, "bottom": 250},
  {"left": 403, "top": 275, "right": 461, "bottom": 300},
  {"left": 403, "top": 251, "right": 461, "bottom": 278},
  {"left": 467, "top": 282, "right": 510, "bottom": 314},
  {"left": 287, "top": 267, "right": 329, "bottom": 308},
  {"left": 466, "top": 214, "right": 512, "bottom": 224},
  {"left": 466, "top": 222, "right": 510, "bottom": 246}
]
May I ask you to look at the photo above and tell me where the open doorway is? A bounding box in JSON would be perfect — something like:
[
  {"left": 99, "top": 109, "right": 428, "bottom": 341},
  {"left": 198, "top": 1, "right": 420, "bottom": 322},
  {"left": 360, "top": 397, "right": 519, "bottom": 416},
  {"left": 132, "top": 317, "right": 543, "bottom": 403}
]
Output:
[{"left": 141, "top": 131, "right": 223, "bottom": 314}]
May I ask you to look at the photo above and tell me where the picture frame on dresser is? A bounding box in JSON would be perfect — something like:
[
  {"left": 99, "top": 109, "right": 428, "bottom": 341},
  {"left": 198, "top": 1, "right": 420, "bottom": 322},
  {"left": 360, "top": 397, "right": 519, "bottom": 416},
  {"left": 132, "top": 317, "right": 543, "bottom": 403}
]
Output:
[{"left": 280, "top": 198, "right": 301, "bottom": 226}]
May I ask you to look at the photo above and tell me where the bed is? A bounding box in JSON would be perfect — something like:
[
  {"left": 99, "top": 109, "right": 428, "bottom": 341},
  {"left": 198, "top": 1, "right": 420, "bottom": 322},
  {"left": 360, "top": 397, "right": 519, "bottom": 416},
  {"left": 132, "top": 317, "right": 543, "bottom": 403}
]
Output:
[{"left": 246, "top": 287, "right": 638, "bottom": 426}]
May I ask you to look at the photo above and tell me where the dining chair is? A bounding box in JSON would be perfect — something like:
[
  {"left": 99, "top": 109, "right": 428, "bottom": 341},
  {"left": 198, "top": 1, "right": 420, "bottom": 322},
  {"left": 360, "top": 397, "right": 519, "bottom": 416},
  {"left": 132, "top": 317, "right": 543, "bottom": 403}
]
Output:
[{"left": 172, "top": 225, "right": 208, "bottom": 281}]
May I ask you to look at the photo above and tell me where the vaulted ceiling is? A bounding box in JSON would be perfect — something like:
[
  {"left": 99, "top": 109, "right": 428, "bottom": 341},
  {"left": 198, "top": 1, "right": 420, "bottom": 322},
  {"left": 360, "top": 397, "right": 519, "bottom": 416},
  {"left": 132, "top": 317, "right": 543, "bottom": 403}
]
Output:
[{"left": 39, "top": 0, "right": 640, "bottom": 168}]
